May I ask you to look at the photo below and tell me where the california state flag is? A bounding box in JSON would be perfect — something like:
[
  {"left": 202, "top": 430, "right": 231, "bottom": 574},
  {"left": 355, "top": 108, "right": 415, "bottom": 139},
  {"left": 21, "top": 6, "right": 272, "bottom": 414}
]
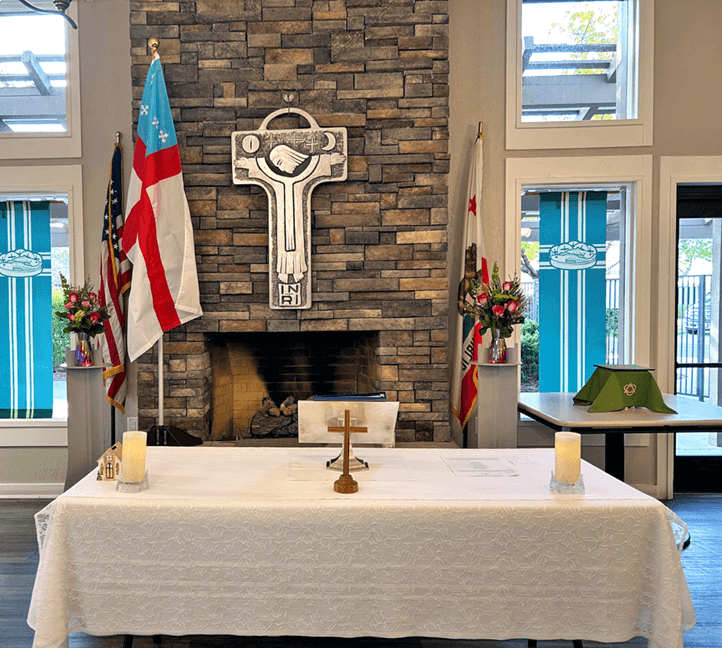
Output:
[{"left": 450, "top": 136, "right": 488, "bottom": 429}]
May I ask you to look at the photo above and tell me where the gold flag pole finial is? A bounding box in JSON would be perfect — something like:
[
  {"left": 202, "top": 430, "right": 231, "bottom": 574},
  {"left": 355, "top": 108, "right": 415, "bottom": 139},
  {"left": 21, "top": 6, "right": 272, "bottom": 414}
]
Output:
[
  {"left": 149, "top": 38, "right": 160, "bottom": 55},
  {"left": 115, "top": 132, "right": 122, "bottom": 145},
  {"left": 478, "top": 121, "right": 484, "bottom": 140}
]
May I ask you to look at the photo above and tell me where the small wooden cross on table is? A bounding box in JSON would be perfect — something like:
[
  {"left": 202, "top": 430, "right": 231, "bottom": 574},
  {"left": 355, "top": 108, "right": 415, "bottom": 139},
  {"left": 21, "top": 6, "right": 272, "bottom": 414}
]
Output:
[{"left": 328, "top": 410, "right": 368, "bottom": 494}]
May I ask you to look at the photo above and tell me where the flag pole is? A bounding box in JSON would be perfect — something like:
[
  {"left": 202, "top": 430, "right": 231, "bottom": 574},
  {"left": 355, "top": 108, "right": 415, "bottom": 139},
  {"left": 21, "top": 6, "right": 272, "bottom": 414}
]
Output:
[
  {"left": 124, "top": 37, "right": 203, "bottom": 447},
  {"left": 100, "top": 136, "right": 131, "bottom": 445},
  {"left": 149, "top": 36, "right": 164, "bottom": 444},
  {"left": 110, "top": 131, "right": 121, "bottom": 446},
  {"left": 158, "top": 337, "right": 163, "bottom": 426},
  {"left": 158, "top": 336, "right": 165, "bottom": 444}
]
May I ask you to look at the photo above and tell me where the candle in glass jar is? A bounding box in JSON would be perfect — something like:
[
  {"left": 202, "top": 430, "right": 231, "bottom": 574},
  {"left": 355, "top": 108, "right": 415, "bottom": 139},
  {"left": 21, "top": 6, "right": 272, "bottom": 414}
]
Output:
[
  {"left": 555, "top": 432, "right": 581, "bottom": 484},
  {"left": 122, "top": 431, "right": 147, "bottom": 483}
]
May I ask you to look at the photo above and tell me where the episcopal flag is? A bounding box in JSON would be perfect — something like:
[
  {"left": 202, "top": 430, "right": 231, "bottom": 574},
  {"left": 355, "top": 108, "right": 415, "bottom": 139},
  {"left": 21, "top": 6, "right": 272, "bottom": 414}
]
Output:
[
  {"left": 450, "top": 135, "right": 489, "bottom": 429},
  {"left": 99, "top": 143, "right": 131, "bottom": 412},
  {"left": 122, "top": 53, "right": 202, "bottom": 362}
]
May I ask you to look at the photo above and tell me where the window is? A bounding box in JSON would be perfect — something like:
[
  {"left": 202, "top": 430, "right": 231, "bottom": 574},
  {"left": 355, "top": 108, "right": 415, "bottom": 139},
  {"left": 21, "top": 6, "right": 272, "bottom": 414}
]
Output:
[
  {"left": 657, "top": 156, "right": 722, "bottom": 497},
  {"left": 0, "top": 0, "right": 81, "bottom": 158},
  {"left": 0, "top": 198, "right": 69, "bottom": 419},
  {"left": 0, "top": 165, "right": 84, "bottom": 424},
  {"left": 658, "top": 157, "right": 722, "bottom": 392},
  {"left": 506, "top": 155, "right": 654, "bottom": 377},
  {"left": 519, "top": 186, "right": 630, "bottom": 392},
  {"left": 506, "top": 0, "right": 654, "bottom": 149}
]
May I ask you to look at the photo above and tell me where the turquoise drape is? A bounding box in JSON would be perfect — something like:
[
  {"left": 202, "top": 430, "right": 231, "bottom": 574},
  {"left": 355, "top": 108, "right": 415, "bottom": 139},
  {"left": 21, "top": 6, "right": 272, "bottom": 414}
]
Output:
[
  {"left": 0, "top": 201, "right": 53, "bottom": 418},
  {"left": 538, "top": 192, "right": 607, "bottom": 393}
]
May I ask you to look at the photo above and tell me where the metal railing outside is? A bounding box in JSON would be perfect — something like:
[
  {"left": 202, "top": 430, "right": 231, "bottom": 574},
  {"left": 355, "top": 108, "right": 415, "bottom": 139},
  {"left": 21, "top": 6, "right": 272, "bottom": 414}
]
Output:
[
  {"left": 521, "top": 276, "right": 714, "bottom": 399},
  {"left": 521, "top": 278, "right": 620, "bottom": 364},
  {"left": 677, "top": 275, "right": 711, "bottom": 401}
]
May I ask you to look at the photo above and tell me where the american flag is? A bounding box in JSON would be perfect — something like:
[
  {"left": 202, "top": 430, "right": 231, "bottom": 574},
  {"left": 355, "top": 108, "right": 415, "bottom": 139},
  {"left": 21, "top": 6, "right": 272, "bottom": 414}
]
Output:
[
  {"left": 122, "top": 52, "right": 202, "bottom": 362},
  {"left": 99, "top": 143, "right": 131, "bottom": 412}
]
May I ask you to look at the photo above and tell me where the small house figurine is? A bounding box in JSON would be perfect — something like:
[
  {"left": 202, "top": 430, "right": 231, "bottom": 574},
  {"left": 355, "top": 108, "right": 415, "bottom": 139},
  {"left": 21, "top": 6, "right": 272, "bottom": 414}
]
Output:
[{"left": 97, "top": 443, "right": 123, "bottom": 481}]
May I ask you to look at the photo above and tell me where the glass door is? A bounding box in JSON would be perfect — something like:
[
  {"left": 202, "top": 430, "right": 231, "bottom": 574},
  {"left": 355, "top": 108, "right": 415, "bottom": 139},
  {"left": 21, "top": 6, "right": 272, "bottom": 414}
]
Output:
[{"left": 674, "top": 185, "right": 722, "bottom": 492}]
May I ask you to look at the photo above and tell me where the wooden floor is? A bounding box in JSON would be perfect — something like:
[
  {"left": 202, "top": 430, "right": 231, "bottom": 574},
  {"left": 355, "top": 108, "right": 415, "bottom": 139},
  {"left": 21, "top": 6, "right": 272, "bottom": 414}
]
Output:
[{"left": 2, "top": 495, "right": 719, "bottom": 648}]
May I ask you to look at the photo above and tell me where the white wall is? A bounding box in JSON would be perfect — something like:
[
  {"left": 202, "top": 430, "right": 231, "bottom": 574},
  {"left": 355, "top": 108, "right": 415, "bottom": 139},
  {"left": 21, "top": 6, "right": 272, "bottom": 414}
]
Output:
[
  {"left": 448, "top": 0, "right": 722, "bottom": 491},
  {"left": 0, "top": 0, "right": 133, "bottom": 496}
]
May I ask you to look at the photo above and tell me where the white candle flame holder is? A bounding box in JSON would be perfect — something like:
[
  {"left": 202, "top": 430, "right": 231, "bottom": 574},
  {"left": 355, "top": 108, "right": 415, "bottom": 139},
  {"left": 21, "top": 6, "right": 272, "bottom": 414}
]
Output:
[
  {"left": 549, "top": 471, "right": 585, "bottom": 494},
  {"left": 116, "top": 472, "right": 149, "bottom": 493}
]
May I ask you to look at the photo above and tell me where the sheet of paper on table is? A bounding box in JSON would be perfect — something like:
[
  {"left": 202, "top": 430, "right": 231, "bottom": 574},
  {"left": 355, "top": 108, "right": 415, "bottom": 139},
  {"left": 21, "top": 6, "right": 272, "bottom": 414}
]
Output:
[
  {"left": 286, "top": 451, "right": 415, "bottom": 481},
  {"left": 443, "top": 456, "right": 519, "bottom": 477}
]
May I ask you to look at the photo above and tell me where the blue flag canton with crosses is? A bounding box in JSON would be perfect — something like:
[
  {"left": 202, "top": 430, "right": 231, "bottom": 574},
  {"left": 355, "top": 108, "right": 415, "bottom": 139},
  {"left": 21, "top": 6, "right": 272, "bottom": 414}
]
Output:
[{"left": 137, "top": 56, "right": 177, "bottom": 156}]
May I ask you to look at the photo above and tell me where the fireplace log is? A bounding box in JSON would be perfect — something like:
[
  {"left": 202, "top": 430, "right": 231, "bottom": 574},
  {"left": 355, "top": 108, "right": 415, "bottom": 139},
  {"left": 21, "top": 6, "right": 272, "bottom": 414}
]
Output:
[{"left": 249, "top": 396, "right": 298, "bottom": 438}]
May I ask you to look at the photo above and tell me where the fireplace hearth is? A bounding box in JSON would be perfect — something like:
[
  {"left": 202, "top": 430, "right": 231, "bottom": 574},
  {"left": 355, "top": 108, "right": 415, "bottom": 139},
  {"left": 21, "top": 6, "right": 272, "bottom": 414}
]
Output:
[{"left": 209, "top": 331, "right": 378, "bottom": 440}]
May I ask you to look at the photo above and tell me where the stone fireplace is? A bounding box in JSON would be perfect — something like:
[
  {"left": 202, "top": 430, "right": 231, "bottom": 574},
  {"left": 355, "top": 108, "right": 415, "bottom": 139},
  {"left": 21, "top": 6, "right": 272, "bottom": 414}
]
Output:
[
  {"left": 208, "top": 331, "right": 378, "bottom": 440},
  {"left": 131, "top": 1, "right": 451, "bottom": 442}
]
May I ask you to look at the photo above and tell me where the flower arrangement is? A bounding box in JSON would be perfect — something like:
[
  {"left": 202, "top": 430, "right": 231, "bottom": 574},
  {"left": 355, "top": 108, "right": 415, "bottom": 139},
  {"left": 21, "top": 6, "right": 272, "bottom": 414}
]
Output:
[
  {"left": 54, "top": 274, "right": 110, "bottom": 337},
  {"left": 464, "top": 262, "right": 526, "bottom": 339}
]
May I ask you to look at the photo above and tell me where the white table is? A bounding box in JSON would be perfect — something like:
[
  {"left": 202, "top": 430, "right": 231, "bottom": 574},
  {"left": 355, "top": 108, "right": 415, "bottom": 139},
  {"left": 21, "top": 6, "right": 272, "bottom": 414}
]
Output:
[
  {"left": 28, "top": 447, "right": 694, "bottom": 648},
  {"left": 518, "top": 392, "right": 722, "bottom": 480}
]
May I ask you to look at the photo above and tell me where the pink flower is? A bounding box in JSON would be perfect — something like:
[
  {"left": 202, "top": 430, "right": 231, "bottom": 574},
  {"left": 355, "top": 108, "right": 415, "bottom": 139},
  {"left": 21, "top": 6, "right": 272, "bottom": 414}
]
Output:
[
  {"left": 65, "top": 302, "right": 74, "bottom": 310},
  {"left": 68, "top": 313, "right": 76, "bottom": 322},
  {"left": 492, "top": 305, "right": 505, "bottom": 317},
  {"left": 507, "top": 301, "right": 519, "bottom": 313},
  {"left": 81, "top": 301, "right": 91, "bottom": 308},
  {"left": 502, "top": 281, "right": 512, "bottom": 292},
  {"left": 69, "top": 292, "right": 78, "bottom": 304},
  {"left": 89, "top": 312, "right": 101, "bottom": 324},
  {"left": 88, "top": 293, "right": 97, "bottom": 301},
  {"left": 477, "top": 292, "right": 489, "bottom": 305}
]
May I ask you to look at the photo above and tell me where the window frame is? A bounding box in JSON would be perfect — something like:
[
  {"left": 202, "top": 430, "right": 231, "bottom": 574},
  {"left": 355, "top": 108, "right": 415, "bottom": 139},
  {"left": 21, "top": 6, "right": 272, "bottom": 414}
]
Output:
[
  {"left": 506, "top": 155, "right": 653, "bottom": 364},
  {"left": 657, "top": 156, "right": 722, "bottom": 498},
  {"left": 0, "top": 163, "right": 84, "bottom": 439},
  {"left": 0, "top": 2, "right": 82, "bottom": 159},
  {"left": 505, "top": 0, "right": 654, "bottom": 150},
  {"left": 507, "top": 154, "right": 658, "bottom": 492}
]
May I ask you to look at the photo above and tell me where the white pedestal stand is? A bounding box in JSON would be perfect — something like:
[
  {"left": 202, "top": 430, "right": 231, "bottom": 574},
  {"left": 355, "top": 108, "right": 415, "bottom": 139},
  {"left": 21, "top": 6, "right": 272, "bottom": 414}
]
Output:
[
  {"left": 471, "top": 350, "right": 520, "bottom": 449},
  {"left": 64, "top": 349, "right": 109, "bottom": 490}
]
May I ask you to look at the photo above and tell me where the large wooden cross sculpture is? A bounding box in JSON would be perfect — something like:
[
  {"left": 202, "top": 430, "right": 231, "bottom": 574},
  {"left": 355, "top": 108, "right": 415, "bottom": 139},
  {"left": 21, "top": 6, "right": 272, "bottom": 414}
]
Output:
[
  {"left": 231, "top": 108, "right": 348, "bottom": 309},
  {"left": 328, "top": 409, "right": 367, "bottom": 494}
]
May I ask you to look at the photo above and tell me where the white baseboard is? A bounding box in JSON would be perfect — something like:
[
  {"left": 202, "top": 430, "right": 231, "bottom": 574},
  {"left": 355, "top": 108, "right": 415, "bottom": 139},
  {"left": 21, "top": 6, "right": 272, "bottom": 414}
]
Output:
[{"left": 0, "top": 482, "right": 63, "bottom": 499}]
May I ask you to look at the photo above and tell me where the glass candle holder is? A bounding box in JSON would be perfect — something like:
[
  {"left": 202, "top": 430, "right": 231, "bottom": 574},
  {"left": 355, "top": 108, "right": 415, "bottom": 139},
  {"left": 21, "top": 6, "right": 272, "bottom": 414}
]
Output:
[
  {"left": 550, "top": 470, "right": 585, "bottom": 494},
  {"left": 118, "top": 431, "right": 148, "bottom": 492}
]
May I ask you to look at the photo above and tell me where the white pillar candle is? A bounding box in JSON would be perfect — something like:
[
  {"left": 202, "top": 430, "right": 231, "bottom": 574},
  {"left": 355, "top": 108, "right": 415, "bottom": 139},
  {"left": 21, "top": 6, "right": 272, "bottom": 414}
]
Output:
[
  {"left": 555, "top": 432, "right": 581, "bottom": 484},
  {"left": 122, "top": 431, "right": 147, "bottom": 483}
]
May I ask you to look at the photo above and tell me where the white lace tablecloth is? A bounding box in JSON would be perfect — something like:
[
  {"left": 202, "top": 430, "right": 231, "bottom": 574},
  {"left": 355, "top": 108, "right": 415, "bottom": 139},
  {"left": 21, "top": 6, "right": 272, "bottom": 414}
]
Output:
[{"left": 28, "top": 447, "right": 695, "bottom": 648}]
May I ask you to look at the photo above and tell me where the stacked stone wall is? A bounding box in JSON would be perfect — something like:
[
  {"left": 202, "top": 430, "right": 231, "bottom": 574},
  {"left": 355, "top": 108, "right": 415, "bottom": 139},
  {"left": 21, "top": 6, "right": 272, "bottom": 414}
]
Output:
[{"left": 130, "top": 0, "right": 451, "bottom": 442}]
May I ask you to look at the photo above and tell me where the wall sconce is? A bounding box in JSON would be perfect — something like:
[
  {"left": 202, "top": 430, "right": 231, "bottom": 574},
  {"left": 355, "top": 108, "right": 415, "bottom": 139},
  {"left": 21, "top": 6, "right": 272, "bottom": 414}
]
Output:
[{"left": 16, "top": 0, "right": 77, "bottom": 29}]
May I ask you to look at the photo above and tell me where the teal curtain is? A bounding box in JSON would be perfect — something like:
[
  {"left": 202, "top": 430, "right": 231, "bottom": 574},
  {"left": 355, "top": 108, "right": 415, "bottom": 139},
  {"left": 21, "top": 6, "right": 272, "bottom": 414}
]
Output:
[
  {"left": 0, "top": 201, "right": 53, "bottom": 418},
  {"left": 538, "top": 192, "right": 607, "bottom": 392}
]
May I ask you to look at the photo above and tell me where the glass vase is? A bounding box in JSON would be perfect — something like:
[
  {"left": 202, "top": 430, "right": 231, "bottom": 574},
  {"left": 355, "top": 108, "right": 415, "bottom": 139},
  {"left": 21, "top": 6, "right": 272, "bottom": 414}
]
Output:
[
  {"left": 75, "top": 332, "right": 93, "bottom": 367},
  {"left": 488, "top": 329, "right": 507, "bottom": 364}
]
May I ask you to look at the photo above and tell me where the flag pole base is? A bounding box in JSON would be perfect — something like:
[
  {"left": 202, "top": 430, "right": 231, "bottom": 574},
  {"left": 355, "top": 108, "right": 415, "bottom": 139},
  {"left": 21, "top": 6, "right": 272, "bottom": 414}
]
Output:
[{"left": 147, "top": 425, "right": 203, "bottom": 447}]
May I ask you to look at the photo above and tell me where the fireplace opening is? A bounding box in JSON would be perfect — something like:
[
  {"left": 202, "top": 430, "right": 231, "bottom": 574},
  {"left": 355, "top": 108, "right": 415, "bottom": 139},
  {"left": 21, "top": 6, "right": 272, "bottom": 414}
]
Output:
[{"left": 208, "top": 331, "right": 379, "bottom": 440}]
